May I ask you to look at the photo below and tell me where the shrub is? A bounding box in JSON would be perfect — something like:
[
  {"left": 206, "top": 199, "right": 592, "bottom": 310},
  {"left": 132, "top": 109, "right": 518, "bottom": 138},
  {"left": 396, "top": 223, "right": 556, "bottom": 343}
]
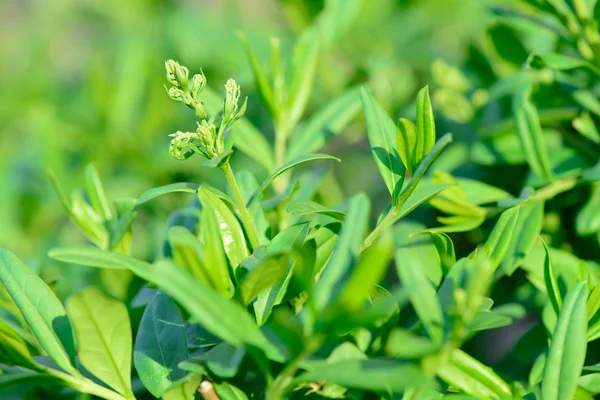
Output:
[{"left": 1, "top": 1, "right": 600, "bottom": 399}]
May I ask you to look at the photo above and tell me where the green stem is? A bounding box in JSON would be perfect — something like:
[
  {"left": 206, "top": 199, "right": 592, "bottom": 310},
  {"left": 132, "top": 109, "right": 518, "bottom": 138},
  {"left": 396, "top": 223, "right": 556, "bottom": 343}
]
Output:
[
  {"left": 531, "top": 176, "right": 579, "bottom": 201},
  {"left": 274, "top": 119, "right": 289, "bottom": 193},
  {"left": 221, "top": 162, "right": 261, "bottom": 249},
  {"left": 361, "top": 209, "right": 398, "bottom": 251}
]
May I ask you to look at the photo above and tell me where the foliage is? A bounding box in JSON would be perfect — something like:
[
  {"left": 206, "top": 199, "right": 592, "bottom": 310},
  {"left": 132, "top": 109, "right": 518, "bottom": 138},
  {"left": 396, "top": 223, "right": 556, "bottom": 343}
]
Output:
[{"left": 1, "top": 0, "right": 600, "bottom": 399}]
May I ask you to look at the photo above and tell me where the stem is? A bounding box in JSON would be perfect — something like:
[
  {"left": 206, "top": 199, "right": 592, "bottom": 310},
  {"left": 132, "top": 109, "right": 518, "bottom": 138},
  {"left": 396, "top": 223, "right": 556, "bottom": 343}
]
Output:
[
  {"left": 361, "top": 209, "right": 398, "bottom": 251},
  {"left": 221, "top": 162, "right": 261, "bottom": 249},
  {"left": 532, "top": 176, "right": 579, "bottom": 201}
]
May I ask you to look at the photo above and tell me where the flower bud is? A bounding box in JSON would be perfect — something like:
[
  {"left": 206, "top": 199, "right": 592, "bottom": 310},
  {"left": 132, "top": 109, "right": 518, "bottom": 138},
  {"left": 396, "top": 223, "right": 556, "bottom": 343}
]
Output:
[
  {"left": 165, "top": 59, "right": 189, "bottom": 89},
  {"left": 224, "top": 78, "right": 241, "bottom": 120},
  {"left": 193, "top": 100, "right": 207, "bottom": 120},
  {"left": 168, "top": 131, "right": 198, "bottom": 160},
  {"left": 191, "top": 73, "right": 207, "bottom": 101},
  {"left": 196, "top": 120, "right": 215, "bottom": 149},
  {"left": 166, "top": 86, "right": 186, "bottom": 102}
]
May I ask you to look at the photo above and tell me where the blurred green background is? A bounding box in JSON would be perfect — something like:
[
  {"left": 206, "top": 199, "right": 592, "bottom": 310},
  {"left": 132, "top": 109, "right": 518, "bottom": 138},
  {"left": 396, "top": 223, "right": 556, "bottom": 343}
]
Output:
[{"left": 2, "top": 0, "right": 595, "bottom": 296}]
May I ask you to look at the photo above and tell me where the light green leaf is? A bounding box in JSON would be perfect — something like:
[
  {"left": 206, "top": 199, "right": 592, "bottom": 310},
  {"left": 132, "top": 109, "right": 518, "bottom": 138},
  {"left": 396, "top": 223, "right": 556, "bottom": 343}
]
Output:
[
  {"left": 287, "top": 26, "right": 320, "bottom": 129},
  {"left": 386, "top": 329, "right": 440, "bottom": 358},
  {"left": 287, "top": 200, "right": 346, "bottom": 221},
  {"left": 396, "top": 117, "right": 419, "bottom": 173},
  {"left": 248, "top": 153, "right": 340, "bottom": 207},
  {"left": 574, "top": 90, "right": 600, "bottom": 118},
  {"left": 236, "top": 31, "right": 276, "bottom": 117},
  {"left": 438, "top": 349, "right": 512, "bottom": 399},
  {"left": 360, "top": 87, "right": 406, "bottom": 200},
  {"left": 416, "top": 85, "right": 436, "bottom": 162},
  {"left": 529, "top": 52, "right": 600, "bottom": 76},
  {"left": 239, "top": 255, "right": 289, "bottom": 305},
  {"left": 512, "top": 87, "right": 553, "bottom": 183},
  {"left": 162, "top": 373, "right": 202, "bottom": 400},
  {"left": 397, "top": 182, "right": 452, "bottom": 219},
  {"left": 576, "top": 184, "right": 600, "bottom": 235},
  {"left": 541, "top": 283, "right": 588, "bottom": 400},
  {"left": 481, "top": 206, "right": 520, "bottom": 269},
  {"left": 287, "top": 87, "right": 361, "bottom": 160},
  {"left": 67, "top": 287, "right": 133, "bottom": 398},
  {"left": 199, "top": 188, "right": 249, "bottom": 269},
  {"left": 235, "top": 171, "right": 269, "bottom": 245},
  {"left": 396, "top": 245, "right": 444, "bottom": 344},
  {"left": 134, "top": 291, "right": 188, "bottom": 398},
  {"left": 500, "top": 200, "right": 544, "bottom": 275},
  {"left": 314, "top": 194, "right": 370, "bottom": 310},
  {"left": 543, "top": 239, "right": 562, "bottom": 317},
  {"left": 297, "top": 359, "right": 431, "bottom": 391},
  {"left": 84, "top": 163, "right": 114, "bottom": 221},
  {"left": 152, "top": 259, "right": 283, "bottom": 362},
  {"left": 0, "top": 250, "right": 76, "bottom": 375},
  {"left": 334, "top": 229, "right": 394, "bottom": 312},
  {"left": 0, "top": 320, "right": 42, "bottom": 371}
]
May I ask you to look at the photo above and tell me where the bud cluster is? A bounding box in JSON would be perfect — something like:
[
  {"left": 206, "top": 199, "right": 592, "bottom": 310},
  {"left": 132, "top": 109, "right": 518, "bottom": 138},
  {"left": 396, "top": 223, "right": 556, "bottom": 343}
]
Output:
[{"left": 164, "top": 60, "right": 247, "bottom": 164}]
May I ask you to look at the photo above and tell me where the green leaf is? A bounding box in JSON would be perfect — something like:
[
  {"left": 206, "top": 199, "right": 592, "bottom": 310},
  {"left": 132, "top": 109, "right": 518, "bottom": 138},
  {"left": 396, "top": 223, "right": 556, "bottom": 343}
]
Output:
[
  {"left": 396, "top": 222, "right": 443, "bottom": 286},
  {"left": 333, "top": 228, "right": 394, "bottom": 312},
  {"left": 0, "top": 250, "right": 77, "bottom": 375},
  {"left": 427, "top": 231, "right": 456, "bottom": 274},
  {"left": 168, "top": 226, "right": 228, "bottom": 294},
  {"left": 574, "top": 90, "right": 600, "bottom": 118},
  {"left": 213, "top": 381, "right": 249, "bottom": 400},
  {"left": 360, "top": 87, "right": 406, "bottom": 200},
  {"left": 438, "top": 349, "right": 512, "bottom": 399},
  {"left": 287, "top": 87, "right": 361, "bottom": 160},
  {"left": 454, "top": 178, "right": 510, "bottom": 205},
  {"left": 202, "top": 149, "right": 233, "bottom": 169},
  {"left": 397, "top": 182, "right": 452, "bottom": 220},
  {"left": 287, "top": 26, "right": 320, "bottom": 128},
  {"left": 386, "top": 329, "right": 440, "bottom": 358},
  {"left": 416, "top": 85, "right": 436, "bottom": 163},
  {"left": 0, "top": 320, "right": 42, "bottom": 371},
  {"left": 543, "top": 239, "right": 562, "bottom": 317},
  {"left": 199, "top": 188, "right": 249, "bottom": 270},
  {"left": 573, "top": 111, "right": 600, "bottom": 143},
  {"left": 481, "top": 206, "right": 520, "bottom": 269},
  {"left": 247, "top": 153, "right": 340, "bottom": 207},
  {"left": 236, "top": 31, "right": 276, "bottom": 117},
  {"left": 66, "top": 287, "right": 134, "bottom": 398},
  {"left": 576, "top": 184, "right": 600, "bottom": 235},
  {"left": 134, "top": 291, "right": 188, "bottom": 398},
  {"left": 152, "top": 259, "right": 283, "bottom": 362},
  {"left": 512, "top": 87, "right": 553, "bottom": 183},
  {"left": 395, "top": 244, "right": 444, "bottom": 344},
  {"left": 287, "top": 200, "right": 346, "bottom": 221},
  {"left": 235, "top": 170, "right": 269, "bottom": 244},
  {"left": 529, "top": 53, "right": 600, "bottom": 76},
  {"left": 198, "top": 205, "right": 232, "bottom": 296},
  {"left": 200, "top": 342, "right": 245, "bottom": 378},
  {"left": 541, "top": 283, "right": 588, "bottom": 400},
  {"left": 314, "top": 194, "right": 370, "bottom": 310},
  {"left": 84, "top": 163, "right": 114, "bottom": 221},
  {"left": 239, "top": 255, "right": 289, "bottom": 305},
  {"left": 162, "top": 373, "right": 202, "bottom": 400},
  {"left": 500, "top": 200, "right": 544, "bottom": 275},
  {"left": 137, "top": 182, "right": 198, "bottom": 205},
  {"left": 297, "top": 359, "right": 431, "bottom": 391},
  {"left": 396, "top": 117, "right": 419, "bottom": 173}
]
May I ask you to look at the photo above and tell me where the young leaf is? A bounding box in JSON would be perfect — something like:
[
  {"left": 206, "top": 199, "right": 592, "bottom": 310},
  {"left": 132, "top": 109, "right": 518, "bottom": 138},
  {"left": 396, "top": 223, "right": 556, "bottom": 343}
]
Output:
[
  {"left": 287, "top": 200, "right": 346, "bottom": 221},
  {"left": 199, "top": 188, "right": 249, "bottom": 269},
  {"left": 500, "top": 200, "right": 544, "bottom": 275},
  {"left": 481, "top": 206, "right": 520, "bottom": 269},
  {"left": 66, "top": 287, "right": 134, "bottom": 399},
  {"left": 247, "top": 153, "right": 340, "bottom": 207},
  {"left": 438, "top": 349, "right": 512, "bottom": 399},
  {"left": 84, "top": 163, "right": 114, "bottom": 221},
  {"left": 396, "top": 245, "right": 444, "bottom": 344},
  {"left": 576, "top": 184, "right": 600, "bottom": 236},
  {"left": 287, "top": 26, "right": 320, "bottom": 128},
  {"left": 162, "top": 373, "right": 202, "bottom": 400},
  {"left": 314, "top": 194, "right": 370, "bottom": 310},
  {"left": 396, "top": 117, "right": 418, "bottom": 173},
  {"left": 416, "top": 85, "right": 436, "bottom": 163},
  {"left": 385, "top": 329, "right": 440, "bottom": 358},
  {"left": 134, "top": 291, "right": 188, "bottom": 398},
  {"left": 541, "top": 283, "right": 588, "bottom": 400},
  {"left": 0, "top": 320, "right": 42, "bottom": 371},
  {"left": 287, "top": 87, "right": 361, "bottom": 160},
  {"left": 360, "top": 87, "right": 406, "bottom": 200},
  {"left": 239, "top": 255, "right": 289, "bottom": 305},
  {"left": 543, "top": 239, "right": 562, "bottom": 317},
  {"left": 0, "top": 250, "right": 77, "bottom": 375},
  {"left": 236, "top": 31, "right": 276, "bottom": 117},
  {"left": 296, "top": 359, "right": 431, "bottom": 391},
  {"left": 512, "top": 87, "right": 553, "bottom": 183}
]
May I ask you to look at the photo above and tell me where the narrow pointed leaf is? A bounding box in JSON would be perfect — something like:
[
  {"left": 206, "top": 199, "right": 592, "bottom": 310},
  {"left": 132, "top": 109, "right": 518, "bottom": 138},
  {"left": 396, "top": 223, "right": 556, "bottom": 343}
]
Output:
[
  {"left": 0, "top": 250, "right": 76, "bottom": 375},
  {"left": 541, "top": 283, "right": 588, "bottom": 400},
  {"left": 360, "top": 87, "right": 405, "bottom": 199},
  {"left": 543, "top": 240, "right": 562, "bottom": 316},
  {"left": 248, "top": 154, "right": 340, "bottom": 207},
  {"left": 416, "top": 85, "right": 436, "bottom": 162}
]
